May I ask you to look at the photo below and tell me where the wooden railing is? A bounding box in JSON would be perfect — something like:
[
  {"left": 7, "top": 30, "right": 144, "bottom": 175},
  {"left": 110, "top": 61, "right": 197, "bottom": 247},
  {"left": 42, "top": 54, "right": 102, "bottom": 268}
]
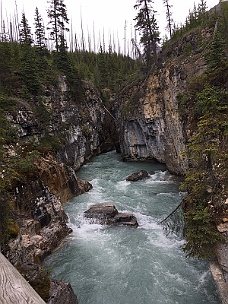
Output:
[{"left": 0, "top": 252, "right": 45, "bottom": 304}]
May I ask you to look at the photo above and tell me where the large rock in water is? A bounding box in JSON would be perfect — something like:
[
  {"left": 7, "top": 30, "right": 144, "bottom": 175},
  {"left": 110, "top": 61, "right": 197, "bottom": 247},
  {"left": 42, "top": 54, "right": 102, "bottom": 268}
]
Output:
[
  {"left": 47, "top": 280, "right": 78, "bottom": 304},
  {"left": 84, "top": 204, "right": 138, "bottom": 227},
  {"left": 126, "top": 170, "right": 149, "bottom": 181}
]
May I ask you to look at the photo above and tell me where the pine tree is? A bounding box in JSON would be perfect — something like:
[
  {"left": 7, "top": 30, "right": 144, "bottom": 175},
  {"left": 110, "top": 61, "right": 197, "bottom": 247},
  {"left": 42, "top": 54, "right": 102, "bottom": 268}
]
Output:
[
  {"left": 163, "top": 0, "right": 173, "bottom": 38},
  {"left": 205, "top": 31, "right": 227, "bottom": 72},
  {"left": 34, "top": 7, "right": 46, "bottom": 51},
  {"left": 198, "top": 0, "right": 208, "bottom": 25},
  {"left": 18, "top": 13, "right": 41, "bottom": 96},
  {"left": 134, "top": 0, "right": 160, "bottom": 68},
  {"left": 0, "top": 43, "right": 12, "bottom": 94},
  {"left": 54, "top": 35, "right": 84, "bottom": 102},
  {"left": 181, "top": 85, "right": 228, "bottom": 259},
  {"left": 219, "top": 1, "right": 228, "bottom": 45},
  {"left": 19, "top": 13, "right": 33, "bottom": 45},
  {"left": 47, "top": 0, "right": 69, "bottom": 52},
  {"left": 34, "top": 7, "right": 50, "bottom": 75},
  {"left": 20, "top": 45, "right": 42, "bottom": 96}
]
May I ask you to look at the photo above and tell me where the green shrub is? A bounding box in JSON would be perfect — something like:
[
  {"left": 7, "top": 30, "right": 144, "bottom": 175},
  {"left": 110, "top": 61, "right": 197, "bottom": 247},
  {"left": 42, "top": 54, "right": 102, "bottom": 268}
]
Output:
[{"left": 183, "top": 205, "right": 225, "bottom": 259}]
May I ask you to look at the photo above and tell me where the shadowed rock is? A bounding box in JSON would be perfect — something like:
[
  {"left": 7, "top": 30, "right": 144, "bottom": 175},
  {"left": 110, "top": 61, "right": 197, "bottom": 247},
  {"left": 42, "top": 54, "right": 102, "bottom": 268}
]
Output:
[
  {"left": 112, "top": 212, "right": 138, "bottom": 227},
  {"left": 126, "top": 170, "right": 149, "bottom": 181},
  {"left": 84, "top": 204, "right": 138, "bottom": 227},
  {"left": 47, "top": 280, "right": 78, "bottom": 304}
]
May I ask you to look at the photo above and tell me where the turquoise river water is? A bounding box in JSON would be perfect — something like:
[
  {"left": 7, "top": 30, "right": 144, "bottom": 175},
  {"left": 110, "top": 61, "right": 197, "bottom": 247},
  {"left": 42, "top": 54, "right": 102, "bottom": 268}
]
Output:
[{"left": 44, "top": 151, "right": 221, "bottom": 304}]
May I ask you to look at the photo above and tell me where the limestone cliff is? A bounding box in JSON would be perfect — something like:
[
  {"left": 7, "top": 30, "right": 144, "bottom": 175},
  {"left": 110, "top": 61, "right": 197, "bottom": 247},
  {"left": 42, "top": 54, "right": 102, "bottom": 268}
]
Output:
[
  {"left": 116, "top": 65, "right": 188, "bottom": 175},
  {"left": 115, "top": 29, "right": 214, "bottom": 175}
]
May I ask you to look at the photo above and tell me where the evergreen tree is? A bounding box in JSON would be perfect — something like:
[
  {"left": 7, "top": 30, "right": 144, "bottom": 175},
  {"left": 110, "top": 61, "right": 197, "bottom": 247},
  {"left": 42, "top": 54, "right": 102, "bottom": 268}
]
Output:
[
  {"left": 34, "top": 7, "right": 50, "bottom": 74},
  {"left": 34, "top": 7, "right": 46, "bottom": 51},
  {"left": 205, "top": 31, "right": 227, "bottom": 72},
  {"left": 54, "top": 35, "right": 84, "bottom": 101},
  {"left": 0, "top": 42, "right": 23, "bottom": 96},
  {"left": 19, "top": 13, "right": 33, "bottom": 45},
  {"left": 198, "top": 0, "right": 208, "bottom": 25},
  {"left": 163, "top": 0, "right": 173, "bottom": 38},
  {"left": 181, "top": 85, "right": 227, "bottom": 258},
  {"left": 134, "top": 0, "right": 160, "bottom": 68},
  {"left": 0, "top": 43, "right": 13, "bottom": 95},
  {"left": 20, "top": 45, "right": 42, "bottom": 96},
  {"left": 47, "top": 0, "right": 69, "bottom": 52},
  {"left": 219, "top": 1, "right": 228, "bottom": 45},
  {"left": 18, "top": 13, "right": 41, "bottom": 96}
]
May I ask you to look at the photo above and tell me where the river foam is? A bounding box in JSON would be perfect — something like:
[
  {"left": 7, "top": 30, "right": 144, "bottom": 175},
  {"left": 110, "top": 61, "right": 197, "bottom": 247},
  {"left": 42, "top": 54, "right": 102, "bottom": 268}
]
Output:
[{"left": 44, "top": 151, "right": 220, "bottom": 304}]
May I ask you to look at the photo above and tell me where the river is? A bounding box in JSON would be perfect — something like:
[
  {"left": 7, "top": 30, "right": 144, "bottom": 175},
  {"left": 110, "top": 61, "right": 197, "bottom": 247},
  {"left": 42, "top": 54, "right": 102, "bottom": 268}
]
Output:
[{"left": 44, "top": 151, "right": 220, "bottom": 304}]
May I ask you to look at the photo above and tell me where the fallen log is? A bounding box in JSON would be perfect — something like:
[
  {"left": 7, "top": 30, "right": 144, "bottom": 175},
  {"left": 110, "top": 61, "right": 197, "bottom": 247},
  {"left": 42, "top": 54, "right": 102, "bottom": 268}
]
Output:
[{"left": 0, "top": 252, "right": 45, "bottom": 304}]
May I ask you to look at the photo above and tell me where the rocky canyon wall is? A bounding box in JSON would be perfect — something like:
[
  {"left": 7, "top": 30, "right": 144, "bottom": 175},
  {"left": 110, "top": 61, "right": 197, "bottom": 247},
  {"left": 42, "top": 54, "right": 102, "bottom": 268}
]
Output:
[
  {"left": 115, "top": 30, "right": 211, "bottom": 175},
  {"left": 2, "top": 77, "right": 114, "bottom": 302},
  {"left": 5, "top": 78, "right": 110, "bottom": 262}
]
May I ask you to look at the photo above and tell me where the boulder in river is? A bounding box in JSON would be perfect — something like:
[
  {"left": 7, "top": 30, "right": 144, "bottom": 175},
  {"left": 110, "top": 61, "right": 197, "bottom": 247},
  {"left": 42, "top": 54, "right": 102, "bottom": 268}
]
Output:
[
  {"left": 126, "top": 170, "right": 149, "bottom": 181},
  {"left": 47, "top": 279, "right": 78, "bottom": 304},
  {"left": 84, "top": 204, "right": 138, "bottom": 227}
]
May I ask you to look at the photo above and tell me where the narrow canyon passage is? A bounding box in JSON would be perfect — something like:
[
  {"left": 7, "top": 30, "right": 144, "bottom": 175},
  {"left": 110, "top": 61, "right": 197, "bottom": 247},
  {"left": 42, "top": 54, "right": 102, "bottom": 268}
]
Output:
[{"left": 44, "top": 151, "right": 220, "bottom": 304}]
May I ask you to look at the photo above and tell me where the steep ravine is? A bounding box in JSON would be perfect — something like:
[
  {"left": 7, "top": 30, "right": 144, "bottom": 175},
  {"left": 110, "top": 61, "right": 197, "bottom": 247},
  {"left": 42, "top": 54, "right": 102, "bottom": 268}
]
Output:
[{"left": 2, "top": 31, "right": 227, "bottom": 304}]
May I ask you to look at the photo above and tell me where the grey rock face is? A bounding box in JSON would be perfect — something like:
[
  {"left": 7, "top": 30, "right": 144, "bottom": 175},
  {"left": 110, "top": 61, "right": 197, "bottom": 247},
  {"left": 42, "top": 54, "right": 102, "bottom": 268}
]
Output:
[
  {"left": 126, "top": 170, "right": 149, "bottom": 181},
  {"left": 115, "top": 54, "right": 208, "bottom": 175},
  {"left": 7, "top": 182, "right": 71, "bottom": 265},
  {"left": 84, "top": 204, "right": 118, "bottom": 222},
  {"left": 47, "top": 280, "right": 78, "bottom": 304},
  {"left": 116, "top": 88, "right": 188, "bottom": 175},
  {"left": 84, "top": 204, "right": 138, "bottom": 227}
]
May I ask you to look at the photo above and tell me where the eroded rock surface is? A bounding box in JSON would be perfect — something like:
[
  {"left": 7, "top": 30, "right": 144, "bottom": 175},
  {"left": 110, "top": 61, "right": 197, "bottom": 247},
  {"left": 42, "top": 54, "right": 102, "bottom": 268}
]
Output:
[
  {"left": 126, "top": 170, "right": 149, "bottom": 181},
  {"left": 84, "top": 204, "right": 138, "bottom": 227},
  {"left": 47, "top": 280, "right": 78, "bottom": 304}
]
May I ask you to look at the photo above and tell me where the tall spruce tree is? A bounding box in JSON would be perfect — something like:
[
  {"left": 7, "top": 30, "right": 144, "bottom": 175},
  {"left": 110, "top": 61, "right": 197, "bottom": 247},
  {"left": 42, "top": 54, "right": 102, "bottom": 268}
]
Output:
[
  {"left": 34, "top": 7, "right": 46, "bottom": 51},
  {"left": 54, "top": 35, "right": 84, "bottom": 102},
  {"left": 19, "top": 13, "right": 41, "bottom": 96},
  {"left": 198, "top": 0, "right": 208, "bottom": 24},
  {"left": 47, "top": 0, "right": 69, "bottom": 52},
  {"left": 134, "top": 0, "right": 160, "bottom": 68},
  {"left": 163, "top": 0, "right": 173, "bottom": 38},
  {"left": 19, "top": 13, "right": 33, "bottom": 45},
  {"left": 34, "top": 7, "right": 50, "bottom": 77},
  {"left": 205, "top": 31, "right": 227, "bottom": 72}
]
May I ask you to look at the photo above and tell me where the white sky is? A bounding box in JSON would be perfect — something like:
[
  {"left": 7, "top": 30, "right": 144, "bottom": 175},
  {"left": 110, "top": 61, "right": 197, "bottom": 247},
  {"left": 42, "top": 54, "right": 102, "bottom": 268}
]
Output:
[{"left": 0, "top": 0, "right": 219, "bottom": 53}]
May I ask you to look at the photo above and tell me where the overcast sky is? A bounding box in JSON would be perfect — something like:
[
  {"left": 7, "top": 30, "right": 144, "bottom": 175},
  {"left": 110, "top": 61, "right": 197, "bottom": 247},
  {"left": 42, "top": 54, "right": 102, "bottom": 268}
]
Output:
[{"left": 1, "top": 0, "right": 219, "bottom": 53}]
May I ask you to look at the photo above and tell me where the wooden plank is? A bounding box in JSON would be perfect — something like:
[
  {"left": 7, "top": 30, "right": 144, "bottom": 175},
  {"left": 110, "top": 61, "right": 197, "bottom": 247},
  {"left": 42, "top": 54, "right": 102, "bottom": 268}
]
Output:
[{"left": 0, "top": 252, "right": 46, "bottom": 304}]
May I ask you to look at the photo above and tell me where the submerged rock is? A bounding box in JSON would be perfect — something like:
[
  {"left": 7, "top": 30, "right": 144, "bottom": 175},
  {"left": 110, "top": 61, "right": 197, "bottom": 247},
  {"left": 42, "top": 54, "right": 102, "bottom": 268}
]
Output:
[
  {"left": 126, "top": 170, "right": 149, "bottom": 181},
  {"left": 84, "top": 204, "right": 138, "bottom": 227}
]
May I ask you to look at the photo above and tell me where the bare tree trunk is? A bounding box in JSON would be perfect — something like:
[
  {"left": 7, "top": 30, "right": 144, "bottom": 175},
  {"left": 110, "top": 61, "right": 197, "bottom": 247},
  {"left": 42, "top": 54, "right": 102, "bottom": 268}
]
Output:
[
  {"left": 93, "top": 22, "right": 96, "bottom": 52},
  {"left": 87, "top": 26, "right": 91, "bottom": 52},
  {"left": 80, "top": 12, "right": 85, "bottom": 51},
  {"left": 124, "top": 20, "right": 127, "bottom": 56}
]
